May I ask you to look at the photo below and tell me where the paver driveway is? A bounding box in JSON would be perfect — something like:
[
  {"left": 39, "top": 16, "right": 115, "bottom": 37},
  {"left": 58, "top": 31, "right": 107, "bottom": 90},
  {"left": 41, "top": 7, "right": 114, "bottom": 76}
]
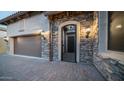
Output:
[{"left": 0, "top": 55, "right": 105, "bottom": 81}]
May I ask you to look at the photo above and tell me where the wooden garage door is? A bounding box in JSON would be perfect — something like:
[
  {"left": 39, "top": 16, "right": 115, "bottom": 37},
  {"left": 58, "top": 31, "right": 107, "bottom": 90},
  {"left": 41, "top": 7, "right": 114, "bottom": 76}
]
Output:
[{"left": 14, "top": 35, "right": 41, "bottom": 57}]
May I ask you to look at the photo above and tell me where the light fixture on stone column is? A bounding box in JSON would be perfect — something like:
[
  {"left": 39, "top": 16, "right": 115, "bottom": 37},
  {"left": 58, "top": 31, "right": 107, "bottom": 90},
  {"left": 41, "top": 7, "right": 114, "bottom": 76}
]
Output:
[
  {"left": 3, "top": 36, "right": 9, "bottom": 42},
  {"left": 41, "top": 30, "right": 46, "bottom": 40},
  {"left": 85, "top": 28, "right": 91, "bottom": 38}
]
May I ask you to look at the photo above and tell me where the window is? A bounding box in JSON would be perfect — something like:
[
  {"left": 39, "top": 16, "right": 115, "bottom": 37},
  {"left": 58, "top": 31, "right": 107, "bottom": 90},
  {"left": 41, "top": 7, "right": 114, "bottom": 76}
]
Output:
[
  {"left": 108, "top": 12, "right": 124, "bottom": 52},
  {"left": 63, "top": 24, "right": 76, "bottom": 33}
]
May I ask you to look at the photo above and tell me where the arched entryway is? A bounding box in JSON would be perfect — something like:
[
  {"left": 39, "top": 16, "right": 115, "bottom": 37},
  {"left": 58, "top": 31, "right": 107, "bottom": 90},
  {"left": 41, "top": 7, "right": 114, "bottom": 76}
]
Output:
[
  {"left": 61, "top": 24, "right": 76, "bottom": 62},
  {"left": 58, "top": 21, "right": 80, "bottom": 63}
]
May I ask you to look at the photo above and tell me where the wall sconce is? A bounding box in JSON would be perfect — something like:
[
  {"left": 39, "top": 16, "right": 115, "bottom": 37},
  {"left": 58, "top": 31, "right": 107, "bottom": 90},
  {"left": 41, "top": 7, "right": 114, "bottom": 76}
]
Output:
[
  {"left": 3, "top": 36, "right": 9, "bottom": 42},
  {"left": 85, "top": 28, "right": 91, "bottom": 38},
  {"left": 41, "top": 30, "right": 46, "bottom": 40},
  {"left": 41, "top": 35, "right": 46, "bottom": 40}
]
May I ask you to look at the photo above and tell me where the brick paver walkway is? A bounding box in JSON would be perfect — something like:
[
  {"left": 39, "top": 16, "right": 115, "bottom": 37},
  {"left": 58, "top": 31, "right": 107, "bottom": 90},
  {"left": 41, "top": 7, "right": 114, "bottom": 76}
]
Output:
[{"left": 0, "top": 55, "right": 105, "bottom": 81}]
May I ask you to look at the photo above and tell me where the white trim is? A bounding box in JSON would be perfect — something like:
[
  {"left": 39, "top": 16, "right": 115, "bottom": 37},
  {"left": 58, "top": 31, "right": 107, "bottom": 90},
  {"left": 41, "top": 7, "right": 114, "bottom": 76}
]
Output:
[
  {"left": 105, "top": 12, "right": 108, "bottom": 52},
  {"left": 98, "top": 11, "right": 108, "bottom": 53},
  {"left": 58, "top": 21, "right": 80, "bottom": 62}
]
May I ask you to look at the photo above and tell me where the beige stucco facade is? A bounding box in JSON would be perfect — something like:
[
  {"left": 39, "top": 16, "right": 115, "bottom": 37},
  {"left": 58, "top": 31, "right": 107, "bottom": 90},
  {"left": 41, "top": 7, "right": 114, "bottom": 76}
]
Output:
[{"left": 8, "top": 13, "right": 49, "bottom": 55}]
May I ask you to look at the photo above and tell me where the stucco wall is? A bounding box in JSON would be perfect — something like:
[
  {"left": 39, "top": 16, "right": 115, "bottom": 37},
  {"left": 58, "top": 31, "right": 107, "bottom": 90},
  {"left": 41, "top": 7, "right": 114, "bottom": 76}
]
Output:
[
  {"left": 7, "top": 14, "right": 49, "bottom": 37},
  {"left": 7, "top": 13, "right": 50, "bottom": 59},
  {"left": 0, "top": 30, "right": 7, "bottom": 37}
]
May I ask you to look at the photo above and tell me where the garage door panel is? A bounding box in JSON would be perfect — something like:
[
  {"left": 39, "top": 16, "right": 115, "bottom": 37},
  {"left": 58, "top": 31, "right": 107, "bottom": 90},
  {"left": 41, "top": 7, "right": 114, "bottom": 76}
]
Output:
[{"left": 14, "top": 35, "right": 41, "bottom": 57}]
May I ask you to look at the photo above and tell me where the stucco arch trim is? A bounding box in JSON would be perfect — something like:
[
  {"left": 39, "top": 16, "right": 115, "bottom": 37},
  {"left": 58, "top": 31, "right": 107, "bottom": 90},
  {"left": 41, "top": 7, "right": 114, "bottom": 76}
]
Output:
[{"left": 58, "top": 21, "right": 80, "bottom": 62}]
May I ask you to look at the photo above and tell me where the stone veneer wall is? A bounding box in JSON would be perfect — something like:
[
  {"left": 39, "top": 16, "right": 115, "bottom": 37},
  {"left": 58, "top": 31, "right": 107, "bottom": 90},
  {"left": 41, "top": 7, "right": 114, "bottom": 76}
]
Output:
[
  {"left": 93, "top": 11, "right": 124, "bottom": 80},
  {"left": 41, "top": 31, "right": 50, "bottom": 60},
  {"left": 94, "top": 55, "right": 124, "bottom": 80},
  {"left": 50, "top": 12, "right": 97, "bottom": 63},
  {"left": 51, "top": 21, "right": 59, "bottom": 61}
]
